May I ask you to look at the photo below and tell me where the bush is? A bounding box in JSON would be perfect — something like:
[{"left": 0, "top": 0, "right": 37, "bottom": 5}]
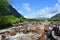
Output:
[
  {"left": 19, "top": 16, "right": 25, "bottom": 22},
  {"left": 0, "top": 15, "right": 20, "bottom": 29},
  {"left": 5, "top": 15, "right": 20, "bottom": 24}
]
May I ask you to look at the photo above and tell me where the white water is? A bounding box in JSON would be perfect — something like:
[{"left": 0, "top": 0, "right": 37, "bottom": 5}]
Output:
[
  {"left": 0, "top": 35, "right": 1, "bottom": 40},
  {"left": 4, "top": 33, "right": 40, "bottom": 40}
]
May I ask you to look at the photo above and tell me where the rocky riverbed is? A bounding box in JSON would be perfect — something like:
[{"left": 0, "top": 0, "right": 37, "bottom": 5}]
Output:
[{"left": 0, "top": 21, "right": 60, "bottom": 40}]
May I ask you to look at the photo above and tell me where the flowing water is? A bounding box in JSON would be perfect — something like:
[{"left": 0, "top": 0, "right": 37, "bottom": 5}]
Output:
[
  {"left": 0, "top": 22, "right": 40, "bottom": 40},
  {"left": 0, "top": 22, "right": 60, "bottom": 40}
]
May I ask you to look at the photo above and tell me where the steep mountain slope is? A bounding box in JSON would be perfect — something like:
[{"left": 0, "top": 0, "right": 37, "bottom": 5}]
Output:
[
  {"left": 0, "top": 4, "right": 22, "bottom": 18},
  {"left": 51, "top": 13, "right": 60, "bottom": 18},
  {"left": 8, "top": 4, "right": 22, "bottom": 18}
]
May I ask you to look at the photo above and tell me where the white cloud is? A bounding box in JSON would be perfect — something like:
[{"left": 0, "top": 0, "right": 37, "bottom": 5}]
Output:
[
  {"left": 25, "top": 3, "right": 60, "bottom": 18},
  {"left": 23, "top": 3, "right": 31, "bottom": 12},
  {"left": 36, "top": 3, "right": 60, "bottom": 18}
]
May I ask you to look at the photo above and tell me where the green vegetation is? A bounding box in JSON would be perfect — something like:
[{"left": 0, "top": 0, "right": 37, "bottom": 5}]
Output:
[
  {"left": 5, "top": 15, "right": 20, "bottom": 24},
  {"left": 19, "top": 16, "right": 25, "bottom": 22},
  {"left": 25, "top": 19, "right": 45, "bottom": 22},
  {"left": 0, "top": 0, "right": 25, "bottom": 29},
  {"left": 0, "top": 15, "right": 25, "bottom": 29},
  {"left": 0, "top": 0, "right": 10, "bottom": 16},
  {"left": 48, "top": 18, "right": 60, "bottom": 22},
  {"left": 48, "top": 13, "right": 60, "bottom": 22}
]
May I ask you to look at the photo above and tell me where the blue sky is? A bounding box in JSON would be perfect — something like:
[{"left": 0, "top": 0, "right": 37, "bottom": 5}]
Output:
[{"left": 7, "top": 0, "right": 60, "bottom": 18}]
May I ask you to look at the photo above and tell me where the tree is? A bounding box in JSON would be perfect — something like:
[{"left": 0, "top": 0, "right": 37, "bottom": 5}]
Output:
[
  {"left": 0, "top": 0, "right": 9, "bottom": 16},
  {"left": 19, "top": 16, "right": 25, "bottom": 22},
  {"left": 6, "top": 15, "right": 20, "bottom": 24},
  {"left": 0, "top": 15, "right": 20, "bottom": 29}
]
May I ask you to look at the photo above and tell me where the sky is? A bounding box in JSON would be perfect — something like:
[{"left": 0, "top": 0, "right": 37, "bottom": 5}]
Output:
[{"left": 7, "top": 0, "right": 60, "bottom": 18}]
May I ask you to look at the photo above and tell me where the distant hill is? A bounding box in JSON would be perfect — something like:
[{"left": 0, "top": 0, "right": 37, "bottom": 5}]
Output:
[
  {"left": 51, "top": 13, "right": 60, "bottom": 19},
  {"left": 48, "top": 13, "right": 60, "bottom": 21}
]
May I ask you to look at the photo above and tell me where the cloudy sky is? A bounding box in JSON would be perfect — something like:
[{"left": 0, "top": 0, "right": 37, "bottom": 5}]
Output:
[{"left": 8, "top": 0, "right": 60, "bottom": 18}]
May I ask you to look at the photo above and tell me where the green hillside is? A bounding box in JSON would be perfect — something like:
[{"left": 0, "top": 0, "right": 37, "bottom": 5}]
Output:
[
  {"left": 51, "top": 13, "right": 60, "bottom": 18},
  {"left": 48, "top": 13, "right": 60, "bottom": 21},
  {"left": 0, "top": 0, "right": 25, "bottom": 29}
]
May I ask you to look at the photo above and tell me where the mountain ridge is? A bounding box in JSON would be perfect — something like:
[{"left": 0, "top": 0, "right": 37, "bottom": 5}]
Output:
[
  {"left": 51, "top": 13, "right": 60, "bottom": 19},
  {"left": 8, "top": 4, "right": 22, "bottom": 18}
]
